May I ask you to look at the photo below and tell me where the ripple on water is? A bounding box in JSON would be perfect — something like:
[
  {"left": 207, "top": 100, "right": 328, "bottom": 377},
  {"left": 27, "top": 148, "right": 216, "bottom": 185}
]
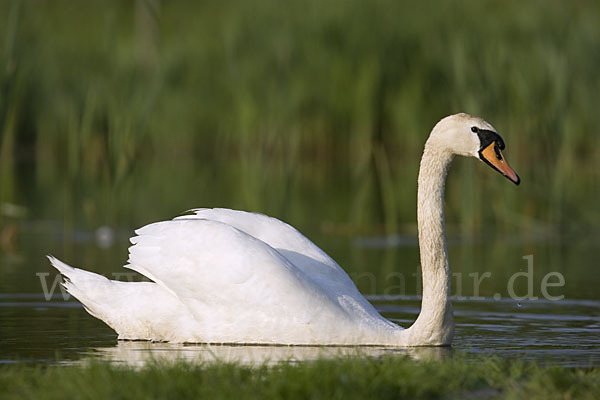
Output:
[{"left": 0, "top": 294, "right": 598, "bottom": 367}]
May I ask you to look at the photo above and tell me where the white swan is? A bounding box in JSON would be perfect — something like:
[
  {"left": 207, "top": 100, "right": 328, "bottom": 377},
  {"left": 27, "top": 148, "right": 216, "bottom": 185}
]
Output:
[{"left": 49, "top": 113, "right": 519, "bottom": 346}]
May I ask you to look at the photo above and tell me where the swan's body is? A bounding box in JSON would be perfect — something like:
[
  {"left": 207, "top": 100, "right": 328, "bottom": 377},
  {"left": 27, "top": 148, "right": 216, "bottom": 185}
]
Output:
[{"left": 50, "top": 113, "right": 519, "bottom": 346}]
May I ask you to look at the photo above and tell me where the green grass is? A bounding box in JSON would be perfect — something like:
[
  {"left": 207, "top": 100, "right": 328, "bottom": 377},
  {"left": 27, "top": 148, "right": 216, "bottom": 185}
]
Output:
[
  {"left": 1, "top": 356, "right": 599, "bottom": 400},
  {"left": 1, "top": 0, "right": 599, "bottom": 234}
]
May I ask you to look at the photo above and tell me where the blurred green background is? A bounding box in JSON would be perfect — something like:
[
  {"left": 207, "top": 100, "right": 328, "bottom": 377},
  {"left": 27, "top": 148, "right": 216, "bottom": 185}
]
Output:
[{"left": 0, "top": 0, "right": 599, "bottom": 298}]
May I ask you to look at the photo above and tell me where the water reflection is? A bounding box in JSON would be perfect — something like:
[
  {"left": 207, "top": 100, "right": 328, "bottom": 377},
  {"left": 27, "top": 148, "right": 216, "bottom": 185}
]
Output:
[{"left": 79, "top": 341, "right": 452, "bottom": 366}]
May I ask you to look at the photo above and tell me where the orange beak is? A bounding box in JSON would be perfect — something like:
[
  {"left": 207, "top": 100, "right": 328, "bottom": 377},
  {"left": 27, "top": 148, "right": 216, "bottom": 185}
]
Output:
[{"left": 479, "top": 142, "right": 520, "bottom": 185}]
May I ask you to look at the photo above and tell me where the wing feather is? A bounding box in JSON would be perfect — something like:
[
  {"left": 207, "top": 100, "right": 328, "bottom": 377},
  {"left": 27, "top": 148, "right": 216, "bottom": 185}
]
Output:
[
  {"left": 126, "top": 219, "right": 356, "bottom": 342},
  {"left": 125, "top": 211, "right": 398, "bottom": 343},
  {"left": 176, "top": 208, "right": 354, "bottom": 287}
]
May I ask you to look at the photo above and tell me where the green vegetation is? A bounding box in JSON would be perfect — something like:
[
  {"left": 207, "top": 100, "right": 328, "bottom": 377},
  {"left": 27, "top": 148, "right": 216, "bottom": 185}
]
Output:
[
  {"left": 1, "top": 0, "right": 599, "bottom": 236},
  {"left": 1, "top": 356, "right": 599, "bottom": 400}
]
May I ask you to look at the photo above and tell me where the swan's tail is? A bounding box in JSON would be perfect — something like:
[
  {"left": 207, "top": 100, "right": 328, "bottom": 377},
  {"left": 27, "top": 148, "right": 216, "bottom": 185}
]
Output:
[
  {"left": 47, "top": 255, "right": 201, "bottom": 341},
  {"left": 47, "top": 255, "right": 113, "bottom": 321}
]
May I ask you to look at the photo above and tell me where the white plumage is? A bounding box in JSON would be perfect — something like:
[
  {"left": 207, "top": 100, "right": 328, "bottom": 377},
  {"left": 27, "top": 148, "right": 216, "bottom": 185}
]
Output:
[{"left": 49, "top": 113, "right": 519, "bottom": 346}]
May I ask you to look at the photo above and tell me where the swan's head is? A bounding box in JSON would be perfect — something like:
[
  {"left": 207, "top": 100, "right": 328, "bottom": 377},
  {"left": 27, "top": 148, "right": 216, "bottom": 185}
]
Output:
[{"left": 428, "top": 113, "right": 520, "bottom": 185}]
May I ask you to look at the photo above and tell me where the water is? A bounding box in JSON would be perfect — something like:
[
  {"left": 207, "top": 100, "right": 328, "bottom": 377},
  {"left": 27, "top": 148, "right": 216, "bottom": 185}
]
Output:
[{"left": 1, "top": 223, "right": 599, "bottom": 367}]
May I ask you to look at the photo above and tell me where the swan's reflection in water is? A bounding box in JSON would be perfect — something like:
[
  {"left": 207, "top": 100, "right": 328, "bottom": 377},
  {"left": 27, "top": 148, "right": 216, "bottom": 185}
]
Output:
[{"left": 85, "top": 341, "right": 453, "bottom": 366}]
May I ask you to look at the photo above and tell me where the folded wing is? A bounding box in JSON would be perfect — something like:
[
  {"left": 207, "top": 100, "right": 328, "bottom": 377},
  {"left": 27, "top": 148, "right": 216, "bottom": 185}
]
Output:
[{"left": 126, "top": 218, "right": 362, "bottom": 343}]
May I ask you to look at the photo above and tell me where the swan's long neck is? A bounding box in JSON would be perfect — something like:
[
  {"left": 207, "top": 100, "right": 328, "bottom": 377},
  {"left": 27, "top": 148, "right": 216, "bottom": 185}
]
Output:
[{"left": 406, "top": 141, "right": 455, "bottom": 345}]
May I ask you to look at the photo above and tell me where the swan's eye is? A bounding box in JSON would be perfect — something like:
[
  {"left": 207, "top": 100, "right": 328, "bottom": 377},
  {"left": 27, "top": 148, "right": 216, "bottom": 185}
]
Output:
[
  {"left": 494, "top": 144, "right": 503, "bottom": 161},
  {"left": 471, "top": 127, "right": 478, "bottom": 133}
]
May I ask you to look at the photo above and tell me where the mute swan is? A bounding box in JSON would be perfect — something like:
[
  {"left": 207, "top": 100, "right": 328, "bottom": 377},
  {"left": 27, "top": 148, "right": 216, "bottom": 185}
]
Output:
[{"left": 49, "top": 113, "right": 519, "bottom": 346}]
